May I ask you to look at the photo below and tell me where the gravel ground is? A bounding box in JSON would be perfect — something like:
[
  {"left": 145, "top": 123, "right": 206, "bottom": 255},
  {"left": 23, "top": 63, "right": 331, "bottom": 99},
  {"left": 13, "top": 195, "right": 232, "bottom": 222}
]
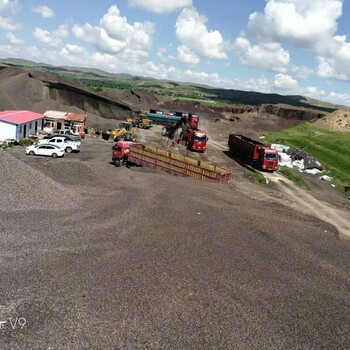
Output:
[{"left": 1, "top": 137, "right": 350, "bottom": 349}]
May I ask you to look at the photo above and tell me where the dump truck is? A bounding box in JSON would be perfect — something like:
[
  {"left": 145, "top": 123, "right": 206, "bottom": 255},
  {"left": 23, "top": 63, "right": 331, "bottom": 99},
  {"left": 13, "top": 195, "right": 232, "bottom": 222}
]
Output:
[
  {"left": 228, "top": 134, "right": 278, "bottom": 171},
  {"left": 112, "top": 142, "right": 231, "bottom": 183},
  {"left": 112, "top": 140, "right": 134, "bottom": 167},
  {"left": 166, "top": 114, "right": 207, "bottom": 152},
  {"left": 179, "top": 128, "right": 207, "bottom": 152}
]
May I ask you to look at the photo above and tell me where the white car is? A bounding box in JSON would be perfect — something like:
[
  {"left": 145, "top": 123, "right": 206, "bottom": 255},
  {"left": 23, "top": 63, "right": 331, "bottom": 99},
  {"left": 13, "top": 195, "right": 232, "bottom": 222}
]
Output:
[
  {"left": 26, "top": 144, "right": 65, "bottom": 158},
  {"left": 38, "top": 136, "right": 80, "bottom": 153}
]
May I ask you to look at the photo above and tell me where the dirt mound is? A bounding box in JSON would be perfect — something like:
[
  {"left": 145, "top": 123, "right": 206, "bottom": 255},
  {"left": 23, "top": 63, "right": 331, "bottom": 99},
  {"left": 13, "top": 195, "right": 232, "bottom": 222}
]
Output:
[
  {"left": 159, "top": 100, "right": 325, "bottom": 123},
  {"left": 159, "top": 99, "right": 219, "bottom": 119},
  {"left": 0, "top": 67, "right": 133, "bottom": 119},
  {"left": 313, "top": 109, "right": 350, "bottom": 133},
  {"left": 0, "top": 150, "right": 78, "bottom": 211},
  {"left": 102, "top": 89, "right": 160, "bottom": 112},
  {"left": 0, "top": 66, "right": 25, "bottom": 79}
]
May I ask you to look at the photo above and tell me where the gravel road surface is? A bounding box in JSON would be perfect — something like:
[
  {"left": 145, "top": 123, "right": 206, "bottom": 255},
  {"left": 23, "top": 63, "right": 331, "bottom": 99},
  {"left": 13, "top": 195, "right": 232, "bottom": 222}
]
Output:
[{"left": 1, "top": 137, "right": 349, "bottom": 349}]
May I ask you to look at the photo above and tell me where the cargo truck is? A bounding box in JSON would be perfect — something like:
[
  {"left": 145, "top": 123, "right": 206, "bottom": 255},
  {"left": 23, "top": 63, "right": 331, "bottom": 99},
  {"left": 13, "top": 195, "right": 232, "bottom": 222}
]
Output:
[
  {"left": 146, "top": 110, "right": 200, "bottom": 127},
  {"left": 112, "top": 142, "right": 231, "bottom": 182},
  {"left": 180, "top": 128, "right": 207, "bottom": 152},
  {"left": 228, "top": 134, "right": 278, "bottom": 171}
]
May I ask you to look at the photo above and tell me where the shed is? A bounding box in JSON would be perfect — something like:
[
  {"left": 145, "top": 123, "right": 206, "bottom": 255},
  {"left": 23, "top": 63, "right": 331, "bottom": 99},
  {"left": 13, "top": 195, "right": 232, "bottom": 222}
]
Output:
[
  {"left": 43, "top": 111, "right": 87, "bottom": 134},
  {"left": 0, "top": 110, "right": 44, "bottom": 141},
  {"left": 43, "top": 110, "right": 67, "bottom": 130},
  {"left": 66, "top": 113, "right": 87, "bottom": 134}
]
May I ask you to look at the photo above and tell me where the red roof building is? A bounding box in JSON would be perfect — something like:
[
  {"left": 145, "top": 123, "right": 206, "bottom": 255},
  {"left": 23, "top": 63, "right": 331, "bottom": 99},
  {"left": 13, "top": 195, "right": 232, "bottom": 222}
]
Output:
[
  {"left": 66, "top": 113, "right": 87, "bottom": 123},
  {"left": 0, "top": 110, "right": 44, "bottom": 141},
  {"left": 0, "top": 110, "right": 44, "bottom": 125}
]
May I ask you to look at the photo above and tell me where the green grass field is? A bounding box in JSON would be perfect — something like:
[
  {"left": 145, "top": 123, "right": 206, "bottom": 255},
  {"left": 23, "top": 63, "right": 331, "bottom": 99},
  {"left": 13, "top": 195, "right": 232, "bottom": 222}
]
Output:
[{"left": 265, "top": 123, "right": 350, "bottom": 191}]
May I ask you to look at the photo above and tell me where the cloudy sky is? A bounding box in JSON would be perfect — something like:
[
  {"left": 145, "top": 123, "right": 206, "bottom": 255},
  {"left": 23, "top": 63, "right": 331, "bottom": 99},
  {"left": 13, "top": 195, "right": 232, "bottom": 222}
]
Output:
[{"left": 1, "top": 0, "right": 350, "bottom": 106}]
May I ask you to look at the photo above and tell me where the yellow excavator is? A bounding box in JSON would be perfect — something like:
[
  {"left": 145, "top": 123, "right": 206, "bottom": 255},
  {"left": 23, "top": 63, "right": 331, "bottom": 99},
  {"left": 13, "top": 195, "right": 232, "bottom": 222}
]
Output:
[
  {"left": 127, "top": 116, "right": 152, "bottom": 129},
  {"left": 110, "top": 122, "right": 137, "bottom": 141}
]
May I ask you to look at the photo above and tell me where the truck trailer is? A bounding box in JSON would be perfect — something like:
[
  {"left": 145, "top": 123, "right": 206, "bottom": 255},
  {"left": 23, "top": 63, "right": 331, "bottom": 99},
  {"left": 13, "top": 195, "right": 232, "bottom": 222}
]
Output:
[
  {"left": 228, "top": 134, "right": 278, "bottom": 171},
  {"left": 112, "top": 142, "right": 231, "bottom": 182},
  {"left": 146, "top": 111, "right": 200, "bottom": 127},
  {"left": 146, "top": 112, "right": 181, "bottom": 125}
]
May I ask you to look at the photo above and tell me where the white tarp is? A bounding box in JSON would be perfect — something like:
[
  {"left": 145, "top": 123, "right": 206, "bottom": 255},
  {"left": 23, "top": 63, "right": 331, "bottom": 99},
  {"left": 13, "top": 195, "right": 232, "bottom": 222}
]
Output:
[{"left": 271, "top": 143, "right": 290, "bottom": 152}]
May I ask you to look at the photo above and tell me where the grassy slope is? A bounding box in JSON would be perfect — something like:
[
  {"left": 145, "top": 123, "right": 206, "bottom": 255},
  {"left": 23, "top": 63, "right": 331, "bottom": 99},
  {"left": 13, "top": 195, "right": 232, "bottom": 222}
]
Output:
[{"left": 265, "top": 123, "right": 350, "bottom": 190}]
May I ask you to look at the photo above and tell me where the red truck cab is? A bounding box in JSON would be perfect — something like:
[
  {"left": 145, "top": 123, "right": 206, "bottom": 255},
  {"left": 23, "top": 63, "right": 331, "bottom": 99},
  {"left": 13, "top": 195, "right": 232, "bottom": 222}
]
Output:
[
  {"left": 257, "top": 147, "right": 279, "bottom": 171},
  {"left": 186, "top": 129, "right": 207, "bottom": 152},
  {"left": 188, "top": 114, "right": 199, "bottom": 128},
  {"left": 112, "top": 140, "right": 134, "bottom": 167}
]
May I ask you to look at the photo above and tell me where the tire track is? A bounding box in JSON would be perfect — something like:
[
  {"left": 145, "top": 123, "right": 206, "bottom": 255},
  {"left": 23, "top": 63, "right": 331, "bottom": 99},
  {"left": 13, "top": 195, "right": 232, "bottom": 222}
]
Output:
[{"left": 264, "top": 172, "right": 350, "bottom": 239}]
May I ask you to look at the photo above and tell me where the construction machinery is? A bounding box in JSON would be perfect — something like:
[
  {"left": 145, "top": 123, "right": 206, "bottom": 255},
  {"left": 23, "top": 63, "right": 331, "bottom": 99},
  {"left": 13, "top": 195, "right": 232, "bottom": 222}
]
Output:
[
  {"left": 167, "top": 114, "right": 207, "bottom": 152},
  {"left": 127, "top": 116, "right": 152, "bottom": 129},
  {"left": 102, "top": 122, "right": 137, "bottom": 142}
]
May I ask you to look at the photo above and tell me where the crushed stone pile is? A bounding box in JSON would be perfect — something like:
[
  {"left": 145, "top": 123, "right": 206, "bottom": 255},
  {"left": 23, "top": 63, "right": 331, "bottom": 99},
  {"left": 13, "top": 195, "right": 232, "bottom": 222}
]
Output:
[
  {"left": 313, "top": 109, "right": 350, "bottom": 133},
  {"left": 0, "top": 150, "right": 79, "bottom": 211},
  {"left": 101, "top": 89, "right": 160, "bottom": 112}
]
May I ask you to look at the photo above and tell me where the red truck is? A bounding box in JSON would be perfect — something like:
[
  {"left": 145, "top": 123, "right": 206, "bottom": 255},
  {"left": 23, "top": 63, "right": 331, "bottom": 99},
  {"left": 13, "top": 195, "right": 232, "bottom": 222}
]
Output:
[
  {"left": 181, "top": 128, "right": 207, "bottom": 152},
  {"left": 188, "top": 113, "right": 199, "bottom": 128},
  {"left": 228, "top": 134, "right": 278, "bottom": 171},
  {"left": 112, "top": 142, "right": 231, "bottom": 183}
]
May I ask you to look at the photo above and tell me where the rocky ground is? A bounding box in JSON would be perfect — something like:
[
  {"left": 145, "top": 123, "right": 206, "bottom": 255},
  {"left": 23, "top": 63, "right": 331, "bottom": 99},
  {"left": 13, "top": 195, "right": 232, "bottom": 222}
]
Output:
[
  {"left": 1, "top": 123, "right": 350, "bottom": 349},
  {"left": 314, "top": 109, "right": 350, "bottom": 133}
]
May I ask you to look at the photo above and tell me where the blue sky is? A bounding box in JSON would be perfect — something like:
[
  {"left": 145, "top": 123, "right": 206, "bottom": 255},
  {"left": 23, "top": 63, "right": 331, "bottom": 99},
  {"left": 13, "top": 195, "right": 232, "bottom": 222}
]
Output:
[{"left": 1, "top": 0, "right": 350, "bottom": 106}]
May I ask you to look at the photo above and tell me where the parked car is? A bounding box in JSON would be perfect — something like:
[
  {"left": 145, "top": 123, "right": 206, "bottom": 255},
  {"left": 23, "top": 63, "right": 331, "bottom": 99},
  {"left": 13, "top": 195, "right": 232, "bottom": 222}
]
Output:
[
  {"left": 43, "top": 134, "right": 77, "bottom": 142},
  {"left": 53, "top": 129, "right": 82, "bottom": 141},
  {"left": 38, "top": 136, "right": 81, "bottom": 153},
  {"left": 25, "top": 144, "right": 65, "bottom": 158}
]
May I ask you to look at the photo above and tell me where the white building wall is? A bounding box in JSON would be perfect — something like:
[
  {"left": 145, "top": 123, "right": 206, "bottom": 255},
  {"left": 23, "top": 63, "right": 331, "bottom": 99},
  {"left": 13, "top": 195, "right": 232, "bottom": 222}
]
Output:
[
  {"left": 18, "top": 119, "right": 43, "bottom": 138},
  {"left": 0, "top": 122, "right": 16, "bottom": 141}
]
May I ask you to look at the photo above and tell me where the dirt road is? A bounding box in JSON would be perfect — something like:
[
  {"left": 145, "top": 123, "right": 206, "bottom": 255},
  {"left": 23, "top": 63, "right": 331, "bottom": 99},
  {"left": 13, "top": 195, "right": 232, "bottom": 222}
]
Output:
[{"left": 264, "top": 172, "right": 350, "bottom": 239}]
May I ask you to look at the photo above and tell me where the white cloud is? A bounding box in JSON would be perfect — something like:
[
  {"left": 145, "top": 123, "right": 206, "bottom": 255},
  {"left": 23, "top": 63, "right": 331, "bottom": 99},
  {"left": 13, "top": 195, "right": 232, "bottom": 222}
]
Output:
[
  {"left": 175, "top": 7, "right": 228, "bottom": 62},
  {"left": 58, "top": 45, "right": 120, "bottom": 70},
  {"left": 128, "top": 0, "right": 192, "bottom": 13},
  {"left": 248, "top": 0, "right": 343, "bottom": 49},
  {"left": 156, "top": 47, "right": 169, "bottom": 62},
  {"left": 0, "top": 43, "right": 21, "bottom": 54},
  {"left": 32, "top": 5, "right": 54, "bottom": 18},
  {"left": 177, "top": 45, "right": 199, "bottom": 65},
  {"left": 0, "top": 0, "right": 20, "bottom": 14},
  {"left": 73, "top": 5, "right": 154, "bottom": 60},
  {"left": 327, "top": 91, "right": 350, "bottom": 105},
  {"left": 235, "top": 37, "right": 290, "bottom": 72},
  {"left": 274, "top": 73, "right": 299, "bottom": 90},
  {"left": 231, "top": 77, "right": 271, "bottom": 93},
  {"left": 315, "top": 35, "right": 350, "bottom": 80},
  {"left": 0, "top": 0, "right": 21, "bottom": 30},
  {"left": 33, "top": 25, "right": 68, "bottom": 47},
  {"left": 0, "top": 15, "right": 21, "bottom": 30},
  {"left": 73, "top": 23, "right": 127, "bottom": 54},
  {"left": 6, "top": 31, "right": 22, "bottom": 45},
  {"left": 244, "top": 0, "right": 350, "bottom": 83},
  {"left": 291, "top": 65, "right": 313, "bottom": 80},
  {"left": 316, "top": 56, "right": 350, "bottom": 81}
]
